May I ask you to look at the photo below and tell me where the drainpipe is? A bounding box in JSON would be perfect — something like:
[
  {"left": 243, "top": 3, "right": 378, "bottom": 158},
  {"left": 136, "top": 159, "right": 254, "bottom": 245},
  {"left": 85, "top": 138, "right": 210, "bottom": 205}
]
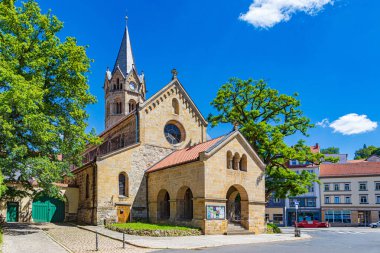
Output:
[
  {"left": 145, "top": 172, "right": 150, "bottom": 222},
  {"left": 92, "top": 158, "right": 97, "bottom": 225}
]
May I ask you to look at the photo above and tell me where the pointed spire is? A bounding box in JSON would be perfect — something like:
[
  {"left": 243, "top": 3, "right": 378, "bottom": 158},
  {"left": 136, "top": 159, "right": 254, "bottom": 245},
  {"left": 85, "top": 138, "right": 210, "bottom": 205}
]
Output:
[{"left": 112, "top": 16, "right": 135, "bottom": 77}]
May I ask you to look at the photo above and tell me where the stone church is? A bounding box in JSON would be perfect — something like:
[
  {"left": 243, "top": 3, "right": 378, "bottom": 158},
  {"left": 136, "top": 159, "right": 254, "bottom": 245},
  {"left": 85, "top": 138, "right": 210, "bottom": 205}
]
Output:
[{"left": 72, "top": 22, "right": 266, "bottom": 234}]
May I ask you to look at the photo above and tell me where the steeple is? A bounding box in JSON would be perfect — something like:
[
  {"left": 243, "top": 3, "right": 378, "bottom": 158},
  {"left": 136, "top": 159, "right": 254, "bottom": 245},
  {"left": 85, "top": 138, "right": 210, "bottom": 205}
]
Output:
[{"left": 112, "top": 16, "right": 135, "bottom": 77}]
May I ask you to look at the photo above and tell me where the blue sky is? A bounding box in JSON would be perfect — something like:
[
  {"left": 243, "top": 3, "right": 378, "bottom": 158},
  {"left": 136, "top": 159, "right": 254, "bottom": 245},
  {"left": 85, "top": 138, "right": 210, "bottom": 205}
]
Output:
[{"left": 37, "top": 0, "right": 380, "bottom": 159}]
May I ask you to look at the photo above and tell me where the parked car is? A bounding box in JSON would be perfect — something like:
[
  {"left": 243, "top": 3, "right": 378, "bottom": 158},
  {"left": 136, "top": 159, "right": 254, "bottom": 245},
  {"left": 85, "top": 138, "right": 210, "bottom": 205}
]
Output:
[
  {"left": 295, "top": 220, "right": 330, "bottom": 228},
  {"left": 369, "top": 221, "right": 380, "bottom": 228}
]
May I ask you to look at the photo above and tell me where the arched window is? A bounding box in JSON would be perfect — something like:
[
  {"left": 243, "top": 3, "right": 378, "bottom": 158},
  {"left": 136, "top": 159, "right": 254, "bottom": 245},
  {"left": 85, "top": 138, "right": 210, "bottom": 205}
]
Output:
[
  {"left": 233, "top": 153, "right": 240, "bottom": 170},
  {"left": 128, "top": 99, "right": 136, "bottom": 113},
  {"left": 239, "top": 154, "right": 247, "bottom": 171},
  {"left": 118, "top": 173, "right": 128, "bottom": 196},
  {"left": 172, "top": 98, "right": 179, "bottom": 115},
  {"left": 113, "top": 84, "right": 116, "bottom": 90},
  {"left": 85, "top": 174, "right": 90, "bottom": 199},
  {"left": 227, "top": 151, "right": 233, "bottom": 169}
]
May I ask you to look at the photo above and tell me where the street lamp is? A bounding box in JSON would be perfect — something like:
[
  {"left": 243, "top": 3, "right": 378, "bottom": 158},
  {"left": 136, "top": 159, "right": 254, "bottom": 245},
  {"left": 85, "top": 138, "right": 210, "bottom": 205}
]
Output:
[{"left": 294, "top": 200, "right": 301, "bottom": 237}]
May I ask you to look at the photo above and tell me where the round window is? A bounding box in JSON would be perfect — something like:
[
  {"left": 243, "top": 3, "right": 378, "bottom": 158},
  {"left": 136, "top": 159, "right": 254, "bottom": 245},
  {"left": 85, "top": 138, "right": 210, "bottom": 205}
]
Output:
[{"left": 164, "top": 124, "right": 182, "bottom": 145}]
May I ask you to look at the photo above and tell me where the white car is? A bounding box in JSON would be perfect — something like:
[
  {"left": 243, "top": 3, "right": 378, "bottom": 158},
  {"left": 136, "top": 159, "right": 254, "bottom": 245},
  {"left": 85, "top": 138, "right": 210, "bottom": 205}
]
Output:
[{"left": 369, "top": 221, "right": 380, "bottom": 228}]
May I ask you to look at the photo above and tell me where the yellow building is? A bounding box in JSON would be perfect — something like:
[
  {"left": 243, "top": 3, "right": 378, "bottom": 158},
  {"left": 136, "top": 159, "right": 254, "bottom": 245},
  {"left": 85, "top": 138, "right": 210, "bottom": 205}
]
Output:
[{"left": 73, "top": 22, "right": 266, "bottom": 234}]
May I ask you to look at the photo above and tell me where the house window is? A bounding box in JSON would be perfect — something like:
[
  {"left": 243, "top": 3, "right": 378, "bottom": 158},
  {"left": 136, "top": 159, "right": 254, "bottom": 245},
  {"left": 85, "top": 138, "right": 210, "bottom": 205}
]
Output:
[
  {"left": 325, "top": 196, "right": 330, "bottom": 204},
  {"left": 172, "top": 98, "right": 179, "bottom": 115},
  {"left": 273, "top": 214, "right": 283, "bottom": 224},
  {"left": 334, "top": 196, "right": 340, "bottom": 204},
  {"left": 345, "top": 196, "right": 351, "bottom": 204},
  {"left": 118, "top": 173, "right": 128, "bottom": 196},
  {"left": 325, "top": 210, "right": 351, "bottom": 223},
  {"left": 85, "top": 174, "right": 90, "bottom": 199},
  {"left": 306, "top": 198, "right": 316, "bottom": 207},
  {"left": 307, "top": 169, "right": 314, "bottom": 174},
  {"left": 290, "top": 160, "right": 298, "bottom": 166},
  {"left": 239, "top": 154, "right": 248, "bottom": 171},
  {"left": 376, "top": 195, "right": 380, "bottom": 204},
  {"left": 344, "top": 183, "right": 350, "bottom": 191},
  {"left": 273, "top": 198, "right": 280, "bottom": 203},
  {"left": 233, "top": 153, "right": 240, "bottom": 170},
  {"left": 334, "top": 184, "right": 340, "bottom": 191},
  {"left": 359, "top": 182, "right": 367, "bottom": 191},
  {"left": 226, "top": 151, "right": 233, "bottom": 169},
  {"left": 375, "top": 182, "right": 380, "bottom": 191},
  {"left": 360, "top": 195, "right": 368, "bottom": 204},
  {"left": 265, "top": 214, "right": 269, "bottom": 221},
  {"left": 324, "top": 184, "right": 330, "bottom": 191},
  {"left": 308, "top": 185, "right": 314, "bottom": 193}
]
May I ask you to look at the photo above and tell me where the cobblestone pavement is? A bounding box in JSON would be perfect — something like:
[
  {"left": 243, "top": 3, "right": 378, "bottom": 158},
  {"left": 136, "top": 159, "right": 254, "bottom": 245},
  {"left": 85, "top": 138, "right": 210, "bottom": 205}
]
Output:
[{"left": 43, "top": 223, "right": 155, "bottom": 253}]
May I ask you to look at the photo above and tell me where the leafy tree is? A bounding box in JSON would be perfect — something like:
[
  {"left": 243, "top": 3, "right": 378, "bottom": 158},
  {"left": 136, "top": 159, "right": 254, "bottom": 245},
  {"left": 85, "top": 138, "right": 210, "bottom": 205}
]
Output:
[
  {"left": 208, "top": 78, "right": 335, "bottom": 200},
  {"left": 321, "top": 147, "right": 340, "bottom": 154},
  {"left": 354, "top": 144, "right": 380, "bottom": 160},
  {"left": 0, "top": 0, "right": 98, "bottom": 198}
]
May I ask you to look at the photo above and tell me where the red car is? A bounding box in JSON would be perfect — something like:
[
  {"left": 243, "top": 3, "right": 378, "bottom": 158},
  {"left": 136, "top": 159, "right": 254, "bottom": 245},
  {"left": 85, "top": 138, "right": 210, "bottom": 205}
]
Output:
[{"left": 295, "top": 220, "right": 330, "bottom": 228}]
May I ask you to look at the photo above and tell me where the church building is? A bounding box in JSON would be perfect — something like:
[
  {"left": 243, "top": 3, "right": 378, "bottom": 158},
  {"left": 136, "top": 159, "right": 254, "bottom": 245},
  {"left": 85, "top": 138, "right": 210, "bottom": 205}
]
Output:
[{"left": 72, "top": 21, "right": 266, "bottom": 235}]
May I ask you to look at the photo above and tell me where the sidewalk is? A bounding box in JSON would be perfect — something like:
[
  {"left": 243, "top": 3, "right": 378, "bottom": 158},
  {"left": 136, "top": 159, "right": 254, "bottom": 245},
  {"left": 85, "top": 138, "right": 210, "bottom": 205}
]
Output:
[{"left": 78, "top": 225, "right": 311, "bottom": 250}]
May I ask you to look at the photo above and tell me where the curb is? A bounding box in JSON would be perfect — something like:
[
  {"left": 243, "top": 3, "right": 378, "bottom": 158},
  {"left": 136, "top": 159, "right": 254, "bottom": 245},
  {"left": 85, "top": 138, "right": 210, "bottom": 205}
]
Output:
[{"left": 76, "top": 225, "right": 312, "bottom": 250}]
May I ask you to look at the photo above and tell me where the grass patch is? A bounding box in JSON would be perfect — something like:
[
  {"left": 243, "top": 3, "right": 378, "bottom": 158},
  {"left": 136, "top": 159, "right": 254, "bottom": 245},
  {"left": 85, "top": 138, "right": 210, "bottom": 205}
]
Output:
[{"left": 106, "top": 222, "right": 202, "bottom": 237}]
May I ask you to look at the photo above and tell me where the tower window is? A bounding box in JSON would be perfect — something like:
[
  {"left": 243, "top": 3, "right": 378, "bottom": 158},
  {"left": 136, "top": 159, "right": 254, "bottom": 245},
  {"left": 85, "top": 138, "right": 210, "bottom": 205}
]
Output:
[
  {"left": 115, "top": 102, "right": 122, "bottom": 114},
  {"left": 128, "top": 99, "right": 136, "bottom": 113}
]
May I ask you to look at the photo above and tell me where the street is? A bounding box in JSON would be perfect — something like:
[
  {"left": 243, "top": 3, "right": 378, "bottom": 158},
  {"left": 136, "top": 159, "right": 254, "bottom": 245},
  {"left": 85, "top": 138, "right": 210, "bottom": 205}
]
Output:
[{"left": 158, "top": 227, "right": 380, "bottom": 253}]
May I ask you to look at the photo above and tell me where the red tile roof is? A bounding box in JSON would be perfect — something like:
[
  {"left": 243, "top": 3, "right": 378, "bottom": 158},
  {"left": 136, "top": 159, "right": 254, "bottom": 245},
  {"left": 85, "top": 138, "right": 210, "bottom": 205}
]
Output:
[
  {"left": 147, "top": 136, "right": 225, "bottom": 173},
  {"left": 320, "top": 162, "right": 380, "bottom": 177}
]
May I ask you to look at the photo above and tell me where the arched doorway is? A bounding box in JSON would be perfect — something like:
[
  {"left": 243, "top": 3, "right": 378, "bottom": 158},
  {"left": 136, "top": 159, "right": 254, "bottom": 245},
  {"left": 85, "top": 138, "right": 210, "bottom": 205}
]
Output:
[
  {"left": 157, "top": 189, "right": 170, "bottom": 220},
  {"left": 177, "top": 186, "right": 193, "bottom": 220},
  {"left": 226, "top": 185, "right": 248, "bottom": 226}
]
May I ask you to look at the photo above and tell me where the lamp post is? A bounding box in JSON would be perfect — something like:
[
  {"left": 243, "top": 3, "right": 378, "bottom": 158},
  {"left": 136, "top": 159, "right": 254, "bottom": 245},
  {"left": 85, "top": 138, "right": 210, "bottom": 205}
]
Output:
[{"left": 294, "top": 201, "right": 301, "bottom": 237}]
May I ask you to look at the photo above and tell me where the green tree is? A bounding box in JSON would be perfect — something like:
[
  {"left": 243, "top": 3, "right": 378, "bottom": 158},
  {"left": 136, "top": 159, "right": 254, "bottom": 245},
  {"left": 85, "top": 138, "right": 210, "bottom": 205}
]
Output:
[
  {"left": 354, "top": 144, "right": 380, "bottom": 160},
  {"left": 321, "top": 147, "right": 340, "bottom": 154},
  {"left": 0, "top": 0, "right": 98, "bottom": 198},
  {"left": 208, "top": 78, "right": 335, "bottom": 200}
]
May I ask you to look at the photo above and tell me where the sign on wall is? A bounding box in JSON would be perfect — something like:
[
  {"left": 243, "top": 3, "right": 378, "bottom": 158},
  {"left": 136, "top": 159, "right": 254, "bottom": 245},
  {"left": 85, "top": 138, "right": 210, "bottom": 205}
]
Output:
[{"left": 206, "top": 205, "right": 225, "bottom": 220}]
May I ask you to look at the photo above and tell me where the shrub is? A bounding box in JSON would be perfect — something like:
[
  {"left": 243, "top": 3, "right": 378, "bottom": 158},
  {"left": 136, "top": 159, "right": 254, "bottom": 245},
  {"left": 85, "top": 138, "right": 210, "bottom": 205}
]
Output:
[{"left": 267, "top": 223, "right": 282, "bottom": 234}]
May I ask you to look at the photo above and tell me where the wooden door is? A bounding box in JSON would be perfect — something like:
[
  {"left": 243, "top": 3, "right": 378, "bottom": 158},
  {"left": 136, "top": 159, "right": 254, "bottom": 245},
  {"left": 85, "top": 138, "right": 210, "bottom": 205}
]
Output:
[{"left": 117, "top": 206, "right": 130, "bottom": 223}]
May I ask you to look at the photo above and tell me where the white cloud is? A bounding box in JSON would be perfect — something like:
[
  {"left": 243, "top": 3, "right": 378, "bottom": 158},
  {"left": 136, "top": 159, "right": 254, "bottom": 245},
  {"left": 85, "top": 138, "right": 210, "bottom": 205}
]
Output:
[
  {"left": 329, "top": 113, "right": 378, "bottom": 135},
  {"left": 239, "top": 0, "right": 334, "bottom": 29},
  {"left": 316, "top": 118, "right": 329, "bottom": 128}
]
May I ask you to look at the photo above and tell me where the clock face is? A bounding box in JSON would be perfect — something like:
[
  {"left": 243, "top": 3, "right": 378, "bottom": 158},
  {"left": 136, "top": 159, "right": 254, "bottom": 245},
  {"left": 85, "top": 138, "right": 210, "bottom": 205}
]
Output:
[{"left": 129, "top": 82, "right": 136, "bottom": 90}]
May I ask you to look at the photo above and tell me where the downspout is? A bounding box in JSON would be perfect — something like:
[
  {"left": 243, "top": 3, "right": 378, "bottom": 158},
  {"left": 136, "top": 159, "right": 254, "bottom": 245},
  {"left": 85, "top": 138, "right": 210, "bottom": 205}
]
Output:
[
  {"left": 135, "top": 103, "right": 140, "bottom": 143},
  {"left": 92, "top": 157, "right": 97, "bottom": 225},
  {"left": 146, "top": 172, "right": 149, "bottom": 222}
]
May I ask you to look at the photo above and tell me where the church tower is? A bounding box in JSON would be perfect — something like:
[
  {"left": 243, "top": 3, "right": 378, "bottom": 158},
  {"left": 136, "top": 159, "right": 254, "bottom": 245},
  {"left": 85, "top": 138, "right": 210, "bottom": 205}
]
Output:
[{"left": 104, "top": 17, "right": 146, "bottom": 130}]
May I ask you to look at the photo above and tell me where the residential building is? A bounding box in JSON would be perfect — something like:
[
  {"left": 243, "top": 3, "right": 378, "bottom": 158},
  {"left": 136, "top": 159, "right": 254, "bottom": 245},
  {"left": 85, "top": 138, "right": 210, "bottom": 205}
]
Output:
[
  {"left": 320, "top": 161, "right": 380, "bottom": 226},
  {"left": 265, "top": 196, "right": 285, "bottom": 226}
]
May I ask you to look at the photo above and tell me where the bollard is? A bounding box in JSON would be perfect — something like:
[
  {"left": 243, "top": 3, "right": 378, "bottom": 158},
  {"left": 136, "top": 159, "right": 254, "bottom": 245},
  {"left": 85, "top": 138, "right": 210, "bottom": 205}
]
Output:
[
  {"left": 123, "top": 232, "right": 125, "bottom": 249},
  {"left": 295, "top": 228, "right": 301, "bottom": 237},
  {"left": 96, "top": 231, "right": 99, "bottom": 251}
]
